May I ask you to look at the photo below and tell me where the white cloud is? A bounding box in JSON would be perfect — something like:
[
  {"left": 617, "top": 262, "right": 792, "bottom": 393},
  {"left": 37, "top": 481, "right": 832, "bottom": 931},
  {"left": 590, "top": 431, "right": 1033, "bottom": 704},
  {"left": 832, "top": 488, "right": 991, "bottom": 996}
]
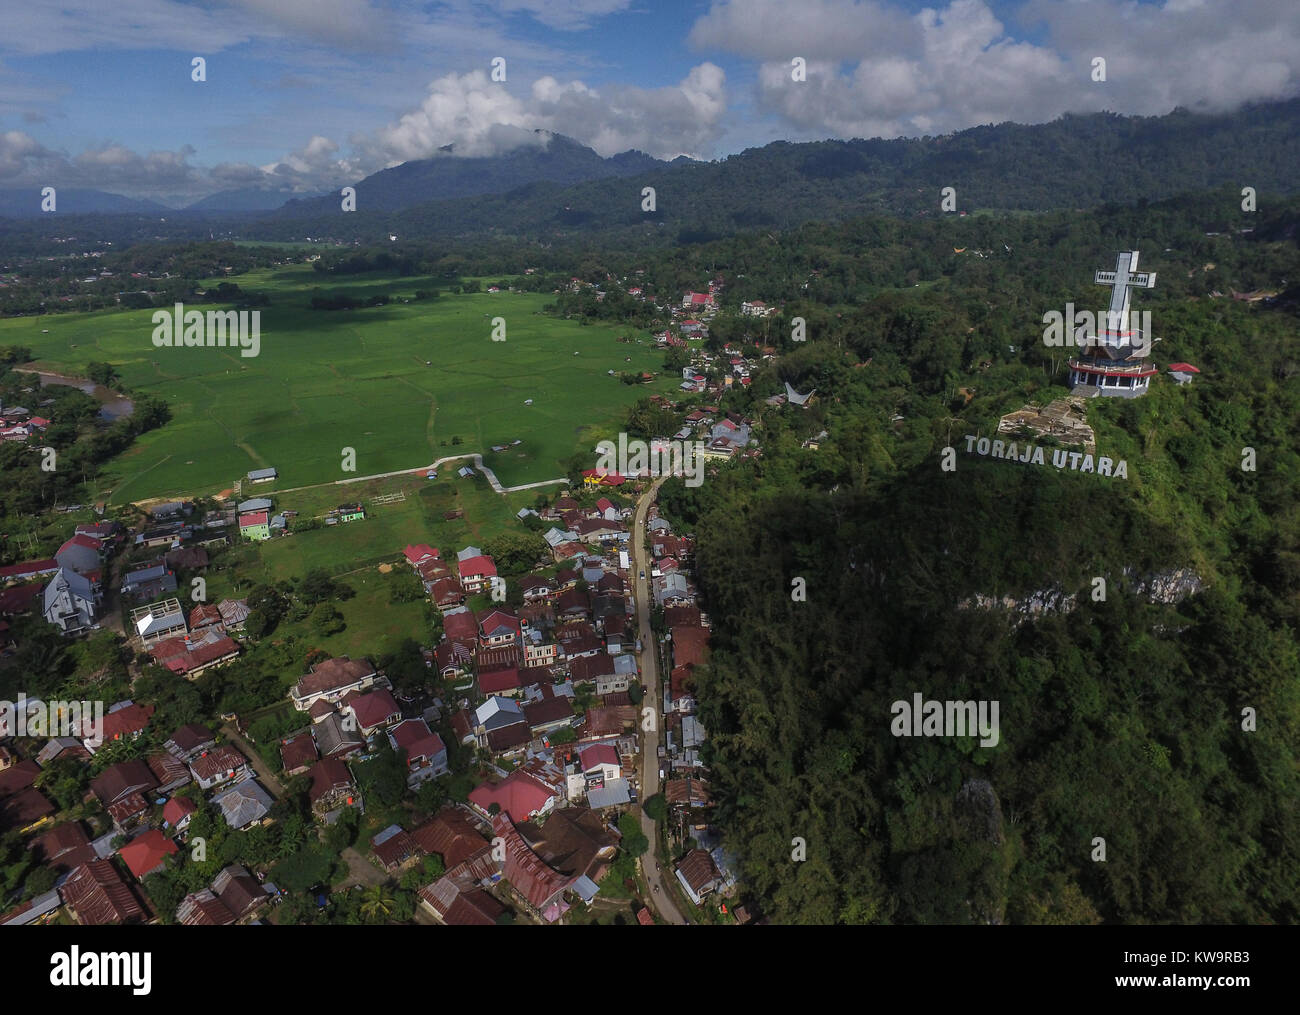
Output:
[
  {"left": 0, "top": 131, "right": 57, "bottom": 179},
  {"left": 229, "top": 0, "right": 394, "bottom": 50},
  {"left": 0, "top": 131, "right": 202, "bottom": 193},
  {"left": 692, "top": 0, "right": 1300, "bottom": 139},
  {"left": 358, "top": 64, "right": 728, "bottom": 163},
  {"left": 490, "top": 0, "right": 634, "bottom": 31}
]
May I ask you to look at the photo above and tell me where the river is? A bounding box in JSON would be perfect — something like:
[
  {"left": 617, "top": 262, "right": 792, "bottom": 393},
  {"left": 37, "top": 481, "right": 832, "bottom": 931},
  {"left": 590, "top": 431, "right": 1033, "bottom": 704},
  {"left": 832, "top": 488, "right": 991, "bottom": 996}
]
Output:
[{"left": 31, "top": 371, "right": 135, "bottom": 421}]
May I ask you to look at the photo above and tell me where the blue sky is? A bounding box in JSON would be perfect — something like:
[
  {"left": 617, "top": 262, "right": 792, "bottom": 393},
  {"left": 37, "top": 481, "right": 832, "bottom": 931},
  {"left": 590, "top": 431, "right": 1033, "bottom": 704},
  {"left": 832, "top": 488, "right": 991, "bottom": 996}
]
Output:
[{"left": 0, "top": 0, "right": 1294, "bottom": 202}]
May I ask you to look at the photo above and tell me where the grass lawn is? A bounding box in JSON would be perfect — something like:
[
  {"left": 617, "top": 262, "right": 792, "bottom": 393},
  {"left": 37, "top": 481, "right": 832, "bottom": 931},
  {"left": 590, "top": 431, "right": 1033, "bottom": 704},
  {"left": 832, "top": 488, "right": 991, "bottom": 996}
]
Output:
[
  {"left": 0, "top": 266, "right": 673, "bottom": 505},
  {"left": 245, "top": 472, "right": 541, "bottom": 581}
]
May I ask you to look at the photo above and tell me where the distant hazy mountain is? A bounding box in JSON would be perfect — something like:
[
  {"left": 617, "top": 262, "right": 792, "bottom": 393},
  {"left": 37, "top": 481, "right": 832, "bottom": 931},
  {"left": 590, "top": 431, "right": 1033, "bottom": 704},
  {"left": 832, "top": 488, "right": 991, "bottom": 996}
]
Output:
[
  {"left": 271, "top": 131, "right": 670, "bottom": 216},
  {"left": 0, "top": 188, "right": 170, "bottom": 218},
  {"left": 185, "top": 188, "right": 304, "bottom": 212}
]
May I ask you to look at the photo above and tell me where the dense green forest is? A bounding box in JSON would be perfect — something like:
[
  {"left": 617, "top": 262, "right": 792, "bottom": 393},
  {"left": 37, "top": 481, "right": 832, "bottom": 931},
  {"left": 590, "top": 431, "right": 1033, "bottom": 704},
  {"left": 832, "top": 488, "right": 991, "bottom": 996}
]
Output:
[{"left": 633, "top": 199, "right": 1300, "bottom": 924}]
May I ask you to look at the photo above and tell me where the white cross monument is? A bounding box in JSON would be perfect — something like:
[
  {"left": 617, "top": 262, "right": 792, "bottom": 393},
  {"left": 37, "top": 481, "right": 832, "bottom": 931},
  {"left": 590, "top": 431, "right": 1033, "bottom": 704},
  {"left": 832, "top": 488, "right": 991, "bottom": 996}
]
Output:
[{"left": 1094, "top": 249, "right": 1156, "bottom": 345}]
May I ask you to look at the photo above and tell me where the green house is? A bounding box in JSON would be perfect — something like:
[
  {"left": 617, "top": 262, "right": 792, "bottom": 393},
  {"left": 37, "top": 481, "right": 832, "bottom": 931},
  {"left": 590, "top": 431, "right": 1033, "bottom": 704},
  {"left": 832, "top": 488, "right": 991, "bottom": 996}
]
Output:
[
  {"left": 335, "top": 503, "right": 365, "bottom": 523},
  {"left": 239, "top": 510, "right": 271, "bottom": 541}
]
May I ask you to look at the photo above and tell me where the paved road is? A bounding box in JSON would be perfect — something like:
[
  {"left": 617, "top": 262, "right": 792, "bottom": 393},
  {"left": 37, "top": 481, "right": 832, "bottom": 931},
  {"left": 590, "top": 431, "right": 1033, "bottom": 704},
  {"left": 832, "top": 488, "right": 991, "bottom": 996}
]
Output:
[{"left": 629, "top": 478, "right": 686, "bottom": 925}]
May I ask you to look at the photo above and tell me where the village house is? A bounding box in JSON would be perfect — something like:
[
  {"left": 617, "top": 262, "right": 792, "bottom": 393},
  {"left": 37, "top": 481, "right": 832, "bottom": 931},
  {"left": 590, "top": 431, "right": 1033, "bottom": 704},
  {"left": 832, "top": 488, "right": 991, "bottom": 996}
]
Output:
[
  {"left": 347, "top": 687, "right": 402, "bottom": 737},
  {"left": 148, "top": 751, "right": 191, "bottom": 793},
  {"left": 238, "top": 510, "right": 271, "bottom": 541},
  {"left": 189, "top": 744, "right": 250, "bottom": 790},
  {"left": 371, "top": 824, "right": 419, "bottom": 872},
  {"left": 97, "top": 703, "right": 156, "bottom": 748},
  {"left": 280, "top": 732, "right": 319, "bottom": 777},
  {"left": 389, "top": 718, "right": 449, "bottom": 785},
  {"left": 469, "top": 767, "right": 560, "bottom": 823},
  {"left": 162, "top": 795, "right": 198, "bottom": 835},
  {"left": 150, "top": 629, "right": 241, "bottom": 679},
  {"left": 211, "top": 778, "right": 274, "bottom": 830},
  {"left": 121, "top": 560, "right": 176, "bottom": 600},
  {"left": 131, "top": 598, "right": 186, "bottom": 646},
  {"left": 478, "top": 608, "right": 522, "bottom": 650},
  {"left": 457, "top": 552, "right": 498, "bottom": 594},
  {"left": 403, "top": 543, "right": 440, "bottom": 568},
  {"left": 675, "top": 848, "right": 724, "bottom": 905},
  {"left": 165, "top": 724, "right": 216, "bottom": 761},
  {"left": 309, "top": 757, "right": 360, "bottom": 818},
  {"left": 313, "top": 711, "right": 365, "bottom": 759},
  {"left": 290, "top": 656, "right": 379, "bottom": 711},
  {"left": 491, "top": 812, "right": 571, "bottom": 920},
  {"left": 118, "top": 828, "right": 178, "bottom": 881},
  {"left": 60, "top": 859, "right": 146, "bottom": 926}
]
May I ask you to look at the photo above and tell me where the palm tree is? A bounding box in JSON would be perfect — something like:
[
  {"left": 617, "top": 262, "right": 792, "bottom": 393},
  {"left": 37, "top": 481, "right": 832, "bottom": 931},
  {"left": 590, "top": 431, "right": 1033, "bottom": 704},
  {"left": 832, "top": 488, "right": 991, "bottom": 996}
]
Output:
[{"left": 359, "top": 884, "right": 396, "bottom": 922}]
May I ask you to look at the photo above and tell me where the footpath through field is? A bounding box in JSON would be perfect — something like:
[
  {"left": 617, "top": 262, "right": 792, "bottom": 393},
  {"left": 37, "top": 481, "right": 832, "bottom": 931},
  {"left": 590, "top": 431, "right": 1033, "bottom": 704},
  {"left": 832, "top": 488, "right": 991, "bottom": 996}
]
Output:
[{"left": 259, "top": 453, "right": 567, "bottom": 499}]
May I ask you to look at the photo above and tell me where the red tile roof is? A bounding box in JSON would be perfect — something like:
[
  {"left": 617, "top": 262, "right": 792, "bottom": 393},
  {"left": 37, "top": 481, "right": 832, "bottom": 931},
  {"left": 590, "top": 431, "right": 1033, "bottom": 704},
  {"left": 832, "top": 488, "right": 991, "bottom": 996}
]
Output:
[
  {"left": 101, "top": 703, "right": 155, "bottom": 742},
  {"left": 0, "top": 558, "right": 57, "bottom": 580},
  {"left": 118, "top": 828, "right": 179, "bottom": 880},
  {"left": 295, "top": 656, "right": 376, "bottom": 697},
  {"left": 0, "top": 759, "right": 40, "bottom": 798},
  {"left": 350, "top": 688, "right": 400, "bottom": 730},
  {"left": 579, "top": 743, "right": 620, "bottom": 770},
  {"left": 403, "top": 543, "right": 439, "bottom": 564},
  {"left": 238, "top": 511, "right": 269, "bottom": 527},
  {"left": 457, "top": 554, "right": 497, "bottom": 579},
  {"left": 442, "top": 610, "right": 478, "bottom": 644},
  {"left": 371, "top": 826, "right": 418, "bottom": 869},
  {"left": 59, "top": 534, "right": 102, "bottom": 554},
  {"left": 469, "top": 769, "right": 558, "bottom": 822},
  {"left": 390, "top": 719, "right": 444, "bottom": 763},
  {"left": 162, "top": 795, "right": 198, "bottom": 826},
  {"left": 154, "top": 634, "right": 240, "bottom": 675},
  {"left": 671, "top": 626, "right": 710, "bottom": 669},
  {"left": 478, "top": 667, "right": 520, "bottom": 695},
  {"left": 524, "top": 696, "right": 574, "bottom": 731}
]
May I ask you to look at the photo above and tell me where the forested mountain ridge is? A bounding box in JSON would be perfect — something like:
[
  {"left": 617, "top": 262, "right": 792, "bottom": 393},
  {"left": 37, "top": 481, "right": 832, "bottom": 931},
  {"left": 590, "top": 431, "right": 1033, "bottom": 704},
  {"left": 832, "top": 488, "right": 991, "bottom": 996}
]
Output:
[
  {"left": 4, "top": 100, "right": 1297, "bottom": 259},
  {"left": 270, "top": 132, "right": 668, "bottom": 217},
  {"left": 637, "top": 198, "right": 1300, "bottom": 924}
]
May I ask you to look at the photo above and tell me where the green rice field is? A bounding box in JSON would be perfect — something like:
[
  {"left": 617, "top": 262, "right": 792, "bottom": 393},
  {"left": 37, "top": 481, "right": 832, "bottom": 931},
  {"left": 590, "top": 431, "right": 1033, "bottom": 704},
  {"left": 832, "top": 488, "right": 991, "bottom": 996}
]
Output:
[{"left": 0, "top": 265, "right": 671, "bottom": 504}]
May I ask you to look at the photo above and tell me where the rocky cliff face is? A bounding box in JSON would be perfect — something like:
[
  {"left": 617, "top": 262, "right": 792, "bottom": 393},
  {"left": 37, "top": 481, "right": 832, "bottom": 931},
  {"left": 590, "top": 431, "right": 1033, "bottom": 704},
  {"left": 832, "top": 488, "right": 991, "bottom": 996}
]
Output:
[{"left": 960, "top": 567, "right": 1205, "bottom": 625}]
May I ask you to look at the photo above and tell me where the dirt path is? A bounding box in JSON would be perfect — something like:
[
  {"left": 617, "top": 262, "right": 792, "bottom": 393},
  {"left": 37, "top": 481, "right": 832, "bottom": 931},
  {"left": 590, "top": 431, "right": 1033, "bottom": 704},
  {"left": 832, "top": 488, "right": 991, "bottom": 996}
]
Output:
[
  {"left": 219, "top": 722, "right": 285, "bottom": 798},
  {"left": 259, "top": 452, "right": 567, "bottom": 500},
  {"left": 338, "top": 847, "right": 387, "bottom": 889}
]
